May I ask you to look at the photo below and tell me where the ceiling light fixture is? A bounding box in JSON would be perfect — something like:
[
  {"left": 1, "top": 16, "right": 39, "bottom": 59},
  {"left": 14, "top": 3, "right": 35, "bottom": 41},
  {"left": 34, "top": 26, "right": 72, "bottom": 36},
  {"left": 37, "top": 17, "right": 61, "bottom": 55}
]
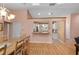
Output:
[
  {"left": 48, "top": 12, "right": 51, "bottom": 15},
  {"left": 37, "top": 13, "right": 40, "bottom": 15},
  {"left": 49, "top": 3, "right": 56, "bottom": 6},
  {"left": 8, "top": 14, "right": 15, "bottom": 20},
  {"left": 0, "top": 4, "right": 15, "bottom": 21},
  {"left": 32, "top": 3, "right": 40, "bottom": 6},
  {"left": 56, "top": 3, "right": 64, "bottom": 4}
]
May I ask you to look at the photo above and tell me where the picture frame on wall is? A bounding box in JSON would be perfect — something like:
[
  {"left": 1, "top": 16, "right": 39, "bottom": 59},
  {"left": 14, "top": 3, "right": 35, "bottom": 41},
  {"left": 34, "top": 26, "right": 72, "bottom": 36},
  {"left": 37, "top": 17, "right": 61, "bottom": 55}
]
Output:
[
  {"left": 32, "top": 21, "right": 49, "bottom": 34},
  {"left": 33, "top": 22, "right": 49, "bottom": 34}
]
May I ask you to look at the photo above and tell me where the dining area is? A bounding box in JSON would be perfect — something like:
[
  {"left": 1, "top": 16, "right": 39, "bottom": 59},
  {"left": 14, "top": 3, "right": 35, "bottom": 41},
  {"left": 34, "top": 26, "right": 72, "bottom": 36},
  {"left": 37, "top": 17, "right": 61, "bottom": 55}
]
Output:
[
  {"left": 0, "top": 4, "right": 30, "bottom": 55},
  {"left": 0, "top": 35, "right": 30, "bottom": 55}
]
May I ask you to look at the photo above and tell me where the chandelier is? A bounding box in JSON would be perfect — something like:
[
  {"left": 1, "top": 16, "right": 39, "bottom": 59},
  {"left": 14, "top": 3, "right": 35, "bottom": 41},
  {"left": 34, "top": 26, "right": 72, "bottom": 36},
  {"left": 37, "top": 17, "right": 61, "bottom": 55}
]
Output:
[{"left": 0, "top": 4, "right": 15, "bottom": 21}]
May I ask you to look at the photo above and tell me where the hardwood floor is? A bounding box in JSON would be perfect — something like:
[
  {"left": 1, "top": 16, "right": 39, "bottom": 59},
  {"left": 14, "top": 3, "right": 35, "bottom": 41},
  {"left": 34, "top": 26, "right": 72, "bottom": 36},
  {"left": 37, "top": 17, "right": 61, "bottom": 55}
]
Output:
[{"left": 27, "top": 42, "right": 76, "bottom": 55}]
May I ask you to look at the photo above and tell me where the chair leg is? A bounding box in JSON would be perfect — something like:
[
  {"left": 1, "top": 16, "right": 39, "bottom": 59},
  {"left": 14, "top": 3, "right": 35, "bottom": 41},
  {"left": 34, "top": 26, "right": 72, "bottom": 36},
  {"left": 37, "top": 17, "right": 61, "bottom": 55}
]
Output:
[
  {"left": 22, "top": 49, "right": 28, "bottom": 55},
  {"left": 22, "top": 50, "right": 25, "bottom": 55},
  {"left": 76, "top": 46, "right": 78, "bottom": 55},
  {"left": 22, "top": 49, "right": 24, "bottom": 55},
  {"left": 25, "top": 50, "right": 28, "bottom": 55}
]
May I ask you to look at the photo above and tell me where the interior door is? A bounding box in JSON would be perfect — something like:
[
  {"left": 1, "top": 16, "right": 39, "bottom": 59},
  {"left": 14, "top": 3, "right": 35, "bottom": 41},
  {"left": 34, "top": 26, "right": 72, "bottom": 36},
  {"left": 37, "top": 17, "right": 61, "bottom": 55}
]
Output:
[
  {"left": 57, "top": 20, "right": 65, "bottom": 42},
  {"left": 52, "top": 20, "right": 65, "bottom": 43}
]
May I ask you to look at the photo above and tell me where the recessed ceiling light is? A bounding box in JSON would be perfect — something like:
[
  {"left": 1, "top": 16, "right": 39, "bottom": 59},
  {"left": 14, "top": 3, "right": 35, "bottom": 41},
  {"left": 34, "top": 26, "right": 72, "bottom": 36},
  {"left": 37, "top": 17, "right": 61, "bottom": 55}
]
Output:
[
  {"left": 56, "top": 3, "right": 64, "bottom": 4},
  {"left": 32, "top": 3, "right": 40, "bottom": 6},
  {"left": 37, "top": 13, "right": 40, "bottom": 15},
  {"left": 48, "top": 12, "right": 51, "bottom": 15},
  {"left": 49, "top": 3, "right": 56, "bottom": 6}
]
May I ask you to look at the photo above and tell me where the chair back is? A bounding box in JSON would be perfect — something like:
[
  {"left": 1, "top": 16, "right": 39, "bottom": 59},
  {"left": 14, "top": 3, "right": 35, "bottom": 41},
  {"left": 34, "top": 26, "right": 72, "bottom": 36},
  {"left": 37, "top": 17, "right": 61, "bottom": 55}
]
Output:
[
  {"left": 75, "top": 37, "right": 79, "bottom": 44},
  {"left": 0, "top": 45, "right": 7, "bottom": 55},
  {"left": 14, "top": 39, "right": 24, "bottom": 55},
  {"left": 23, "top": 36, "right": 30, "bottom": 55}
]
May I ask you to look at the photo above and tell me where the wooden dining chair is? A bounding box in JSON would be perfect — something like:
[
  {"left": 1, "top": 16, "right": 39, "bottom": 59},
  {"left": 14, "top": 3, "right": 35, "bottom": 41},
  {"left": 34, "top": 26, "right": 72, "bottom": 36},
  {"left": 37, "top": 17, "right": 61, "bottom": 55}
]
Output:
[
  {"left": 0, "top": 44, "right": 7, "bottom": 55},
  {"left": 14, "top": 39, "right": 24, "bottom": 55},
  {"left": 22, "top": 36, "right": 30, "bottom": 55},
  {"left": 74, "top": 37, "right": 79, "bottom": 55}
]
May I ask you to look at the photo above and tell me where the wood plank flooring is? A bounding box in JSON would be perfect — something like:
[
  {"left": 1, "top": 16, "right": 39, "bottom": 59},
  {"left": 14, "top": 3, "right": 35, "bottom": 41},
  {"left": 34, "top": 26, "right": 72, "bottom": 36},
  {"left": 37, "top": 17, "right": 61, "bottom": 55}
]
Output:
[{"left": 27, "top": 42, "right": 76, "bottom": 55}]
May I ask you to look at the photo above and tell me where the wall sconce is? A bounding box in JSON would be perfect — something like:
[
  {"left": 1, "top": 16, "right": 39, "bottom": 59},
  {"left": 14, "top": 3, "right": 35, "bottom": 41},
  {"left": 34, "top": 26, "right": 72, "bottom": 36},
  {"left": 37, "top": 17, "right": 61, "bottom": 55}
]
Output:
[{"left": 8, "top": 14, "right": 15, "bottom": 21}]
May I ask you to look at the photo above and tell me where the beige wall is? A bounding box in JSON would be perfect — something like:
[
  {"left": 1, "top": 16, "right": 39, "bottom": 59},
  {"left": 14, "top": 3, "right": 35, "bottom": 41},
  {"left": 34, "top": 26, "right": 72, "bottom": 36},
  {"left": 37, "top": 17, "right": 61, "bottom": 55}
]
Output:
[
  {"left": 71, "top": 13, "right": 79, "bottom": 39},
  {"left": 12, "top": 10, "right": 28, "bottom": 35},
  {"left": 11, "top": 10, "right": 73, "bottom": 43},
  {"left": 0, "top": 10, "right": 79, "bottom": 43},
  {"left": 66, "top": 15, "right": 71, "bottom": 40}
]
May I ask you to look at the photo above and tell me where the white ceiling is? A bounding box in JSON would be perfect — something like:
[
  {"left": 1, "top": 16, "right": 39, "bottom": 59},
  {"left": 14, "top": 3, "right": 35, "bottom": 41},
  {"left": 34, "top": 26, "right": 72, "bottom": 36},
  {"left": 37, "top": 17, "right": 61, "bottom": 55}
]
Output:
[{"left": 1, "top": 3, "right": 79, "bottom": 18}]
